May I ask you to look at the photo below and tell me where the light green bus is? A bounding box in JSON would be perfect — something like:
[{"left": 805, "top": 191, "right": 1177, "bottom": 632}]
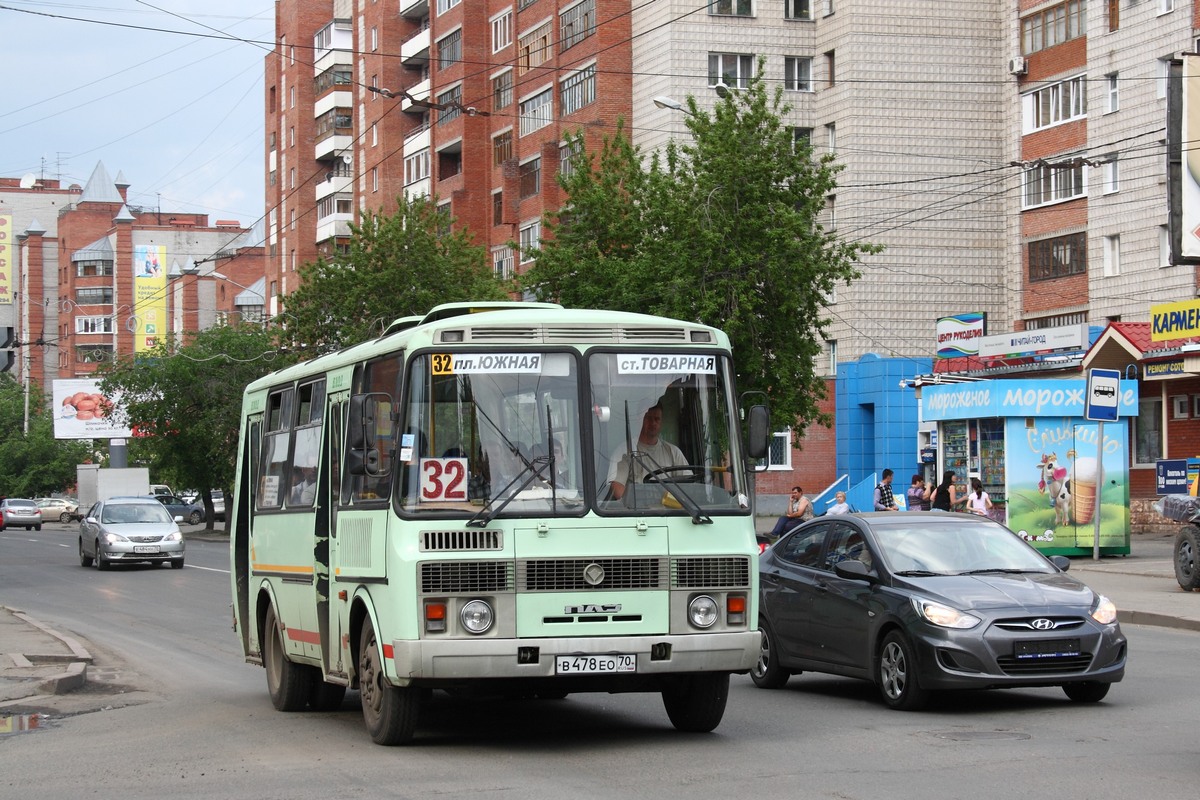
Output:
[{"left": 229, "top": 302, "right": 770, "bottom": 744}]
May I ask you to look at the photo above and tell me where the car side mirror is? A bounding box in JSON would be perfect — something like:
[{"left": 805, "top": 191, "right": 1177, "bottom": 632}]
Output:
[
  {"left": 1050, "top": 555, "right": 1070, "bottom": 572},
  {"left": 834, "top": 560, "right": 878, "bottom": 583},
  {"left": 173, "top": 515, "right": 183, "bottom": 523}
]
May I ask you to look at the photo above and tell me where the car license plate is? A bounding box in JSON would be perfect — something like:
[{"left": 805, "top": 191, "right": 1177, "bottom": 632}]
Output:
[
  {"left": 133, "top": 545, "right": 160, "bottom": 554},
  {"left": 1015, "top": 638, "right": 1080, "bottom": 659},
  {"left": 555, "top": 654, "right": 637, "bottom": 674}
]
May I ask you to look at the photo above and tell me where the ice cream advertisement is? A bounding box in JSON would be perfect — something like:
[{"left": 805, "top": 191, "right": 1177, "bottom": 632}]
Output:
[
  {"left": 51, "top": 378, "right": 132, "bottom": 440},
  {"left": 1003, "top": 417, "right": 1129, "bottom": 554}
]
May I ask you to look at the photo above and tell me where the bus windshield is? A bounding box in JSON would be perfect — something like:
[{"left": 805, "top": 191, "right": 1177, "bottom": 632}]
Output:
[{"left": 396, "top": 349, "right": 749, "bottom": 518}]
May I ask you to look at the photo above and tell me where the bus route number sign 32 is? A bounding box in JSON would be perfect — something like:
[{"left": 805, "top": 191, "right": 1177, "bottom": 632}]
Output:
[{"left": 420, "top": 457, "right": 469, "bottom": 502}]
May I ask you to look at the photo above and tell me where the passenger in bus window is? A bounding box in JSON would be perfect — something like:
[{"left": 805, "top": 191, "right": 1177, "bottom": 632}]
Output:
[
  {"left": 290, "top": 467, "right": 316, "bottom": 505},
  {"left": 608, "top": 404, "right": 687, "bottom": 500}
]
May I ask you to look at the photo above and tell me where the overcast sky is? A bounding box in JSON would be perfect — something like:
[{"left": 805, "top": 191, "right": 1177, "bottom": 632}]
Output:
[{"left": 1, "top": 0, "right": 273, "bottom": 227}]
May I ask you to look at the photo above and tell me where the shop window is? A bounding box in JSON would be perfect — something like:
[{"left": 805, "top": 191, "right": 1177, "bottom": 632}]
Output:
[
  {"left": 1135, "top": 398, "right": 1163, "bottom": 464},
  {"left": 1172, "top": 395, "right": 1189, "bottom": 420}
]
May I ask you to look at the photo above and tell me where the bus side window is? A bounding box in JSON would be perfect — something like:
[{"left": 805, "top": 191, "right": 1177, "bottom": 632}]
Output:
[{"left": 258, "top": 388, "right": 293, "bottom": 510}]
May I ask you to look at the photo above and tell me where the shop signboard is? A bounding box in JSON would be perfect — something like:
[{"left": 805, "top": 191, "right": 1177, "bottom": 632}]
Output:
[
  {"left": 935, "top": 312, "right": 986, "bottom": 358},
  {"left": 1157, "top": 459, "right": 1190, "bottom": 494},
  {"left": 978, "top": 324, "right": 1089, "bottom": 359},
  {"left": 921, "top": 378, "right": 1138, "bottom": 422}
]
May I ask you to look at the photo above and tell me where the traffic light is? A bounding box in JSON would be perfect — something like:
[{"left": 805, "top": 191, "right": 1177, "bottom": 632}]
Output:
[{"left": 1, "top": 327, "right": 13, "bottom": 373}]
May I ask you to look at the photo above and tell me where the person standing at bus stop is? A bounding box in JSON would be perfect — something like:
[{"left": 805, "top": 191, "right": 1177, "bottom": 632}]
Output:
[
  {"left": 874, "top": 469, "right": 899, "bottom": 511},
  {"left": 609, "top": 404, "right": 687, "bottom": 500}
]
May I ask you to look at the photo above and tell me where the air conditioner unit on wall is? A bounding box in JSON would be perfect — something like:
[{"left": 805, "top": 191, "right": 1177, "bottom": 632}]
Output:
[{"left": 1009, "top": 56, "right": 1028, "bottom": 76}]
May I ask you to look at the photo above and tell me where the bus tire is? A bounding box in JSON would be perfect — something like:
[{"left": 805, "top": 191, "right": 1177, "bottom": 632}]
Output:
[
  {"left": 359, "top": 621, "right": 420, "bottom": 745},
  {"left": 661, "top": 672, "right": 729, "bottom": 733},
  {"left": 264, "top": 605, "right": 313, "bottom": 712},
  {"left": 309, "top": 675, "right": 348, "bottom": 711}
]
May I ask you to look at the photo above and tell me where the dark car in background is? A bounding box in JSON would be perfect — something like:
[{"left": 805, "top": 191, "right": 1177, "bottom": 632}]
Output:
[
  {"left": 0, "top": 498, "right": 43, "bottom": 531},
  {"left": 153, "top": 494, "right": 204, "bottom": 525},
  {"left": 752, "top": 512, "right": 1126, "bottom": 710}
]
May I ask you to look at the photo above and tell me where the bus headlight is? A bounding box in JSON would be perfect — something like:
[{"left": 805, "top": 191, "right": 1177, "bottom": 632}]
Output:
[
  {"left": 460, "top": 600, "right": 494, "bottom": 634},
  {"left": 688, "top": 595, "right": 718, "bottom": 629}
]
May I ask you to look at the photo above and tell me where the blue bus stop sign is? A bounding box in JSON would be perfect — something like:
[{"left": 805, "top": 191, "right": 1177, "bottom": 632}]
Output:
[{"left": 1085, "top": 368, "right": 1120, "bottom": 422}]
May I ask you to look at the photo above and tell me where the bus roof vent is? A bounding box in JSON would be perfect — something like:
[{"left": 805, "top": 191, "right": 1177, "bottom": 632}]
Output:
[
  {"left": 421, "top": 529, "right": 504, "bottom": 551},
  {"left": 467, "top": 326, "right": 540, "bottom": 341},
  {"left": 545, "top": 325, "right": 617, "bottom": 342},
  {"left": 620, "top": 326, "right": 689, "bottom": 342}
]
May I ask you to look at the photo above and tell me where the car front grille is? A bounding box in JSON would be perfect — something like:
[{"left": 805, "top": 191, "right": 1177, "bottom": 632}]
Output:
[
  {"left": 993, "top": 617, "right": 1085, "bottom": 632},
  {"left": 127, "top": 535, "right": 163, "bottom": 543},
  {"left": 996, "top": 653, "right": 1094, "bottom": 675}
]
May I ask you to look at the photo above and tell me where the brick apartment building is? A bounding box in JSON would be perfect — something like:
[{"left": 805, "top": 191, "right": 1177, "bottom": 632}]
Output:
[
  {"left": 0, "top": 163, "right": 266, "bottom": 393},
  {"left": 259, "top": 0, "right": 1200, "bottom": 508},
  {"left": 264, "top": 0, "right": 630, "bottom": 316}
]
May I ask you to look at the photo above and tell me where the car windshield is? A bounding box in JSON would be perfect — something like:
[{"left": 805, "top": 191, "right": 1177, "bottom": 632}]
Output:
[
  {"left": 868, "top": 518, "right": 1055, "bottom": 575},
  {"left": 101, "top": 503, "right": 172, "bottom": 524}
]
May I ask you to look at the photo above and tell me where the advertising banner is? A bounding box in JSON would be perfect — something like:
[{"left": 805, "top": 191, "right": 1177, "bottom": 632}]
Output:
[
  {"left": 51, "top": 378, "right": 132, "bottom": 439},
  {"left": 1183, "top": 54, "right": 1200, "bottom": 258},
  {"left": 133, "top": 244, "right": 167, "bottom": 352},
  {"left": 0, "top": 211, "right": 12, "bottom": 305},
  {"left": 1003, "top": 417, "right": 1129, "bottom": 555},
  {"left": 935, "top": 312, "right": 985, "bottom": 358}
]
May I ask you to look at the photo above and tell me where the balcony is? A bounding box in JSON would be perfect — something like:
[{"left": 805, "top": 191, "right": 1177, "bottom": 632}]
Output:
[
  {"left": 404, "top": 125, "right": 431, "bottom": 155},
  {"left": 401, "top": 77, "right": 431, "bottom": 114},
  {"left": 315, "top": 133, "right": 352, "bottom": 162},
  {"left": 315, "top": 215, "right": 353, "bottom": 244},
  {"left": 315, "top": 89, "right": 352, "bottom": 118},
  {"left": 404, "top": 179, "right": 431, "bottom": 201},
  {"left": 315, "top": 166, "right": 353, "bottom": 201},
  {"left": 399, "top": 0, "right": 429, "bottom": 19},
  {"left": 401, "top": 25, "right": 430, "bottom": 66}
]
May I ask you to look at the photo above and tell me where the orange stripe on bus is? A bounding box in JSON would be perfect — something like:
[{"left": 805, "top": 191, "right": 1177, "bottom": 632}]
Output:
[{"left": 250, "top": 563, "right": 314, "bottom": 575}]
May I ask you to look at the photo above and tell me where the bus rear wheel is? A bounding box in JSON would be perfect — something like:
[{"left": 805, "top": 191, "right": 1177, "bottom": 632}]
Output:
[
  {"left": 264, "top": 605, "right": 313, "bottom": 712},
  {"left": 661, "top": 672, "right": 729, "bottom": 733},
  {"left": 358, "top": 621, "right": 420, "bottom": 745}
]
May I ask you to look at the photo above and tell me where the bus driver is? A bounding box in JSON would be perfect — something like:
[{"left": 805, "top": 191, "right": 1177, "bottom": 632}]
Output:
[{"left": 608, "top": 404, "right": 688, "bottom": 500}]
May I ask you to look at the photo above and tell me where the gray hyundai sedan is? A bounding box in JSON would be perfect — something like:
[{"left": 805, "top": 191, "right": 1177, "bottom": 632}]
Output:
[{"left": 753, "top": 512, "right": 1126, "bottom": 709}]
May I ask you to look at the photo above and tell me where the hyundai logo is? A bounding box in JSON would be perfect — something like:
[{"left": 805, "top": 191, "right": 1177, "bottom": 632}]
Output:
[{"left": 1030, "top": 618, "right": 1056, "bottom": 630}]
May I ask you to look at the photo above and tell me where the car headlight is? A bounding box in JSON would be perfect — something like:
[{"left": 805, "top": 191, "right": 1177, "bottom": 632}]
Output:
[
  {"left": 912, "top": 597, "right": 981, "bottom": 629},
  {"left": 688, "top": 595, "right": 719, "bottom": 629},
  {"left": 1090, "top": 594, "right": 1118, "bottom": 625},
  {"left": 102, "top": 532, "right": 130, "bottom": 544},
  {"left": 459, "top": 600, "right": 494, "bottom": 634},
  {"left": 163, "top": 531, "right": 182, "bottom": 542}
]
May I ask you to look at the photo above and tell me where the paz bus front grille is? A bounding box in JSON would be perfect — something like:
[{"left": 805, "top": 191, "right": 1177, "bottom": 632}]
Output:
[
  {"left": 518, "top": 558, "right": 668, "bottom": 591},
  {"left": 672, "top": 557, "right": 751, "bottom": 588},
  {"left": 419, "top": 561, "right": 514, "bottom": 594}
]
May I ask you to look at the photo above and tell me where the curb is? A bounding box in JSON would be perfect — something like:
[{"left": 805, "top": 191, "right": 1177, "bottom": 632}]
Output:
[
  {"left": 1119, "top": 609, "right": 1200, "bottom": 634},
  {"left": 8, "top": 608, "right": 92, "bottom": 696}
]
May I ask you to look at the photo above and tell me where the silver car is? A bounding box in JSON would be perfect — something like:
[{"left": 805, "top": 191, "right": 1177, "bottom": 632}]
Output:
[
  {"left": 0, "top": 498, "right": 43, "bottom": 531},
  {"left": 78, "top": 496, "right": 185, "bottom": 570}
]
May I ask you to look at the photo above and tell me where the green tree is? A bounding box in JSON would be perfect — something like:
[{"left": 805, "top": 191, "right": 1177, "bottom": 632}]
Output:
[
  {"left": 0, "top": 375, "right": 92, "bottom": 497},
  {"left": 280, "top": 195, "right": 511, "bottom": 353},
  {"left": 520, "top": 72, "right": 879, "bottom": 431},
  {"left": 97, "top": 324, "right": 286, "bottom": 528}
]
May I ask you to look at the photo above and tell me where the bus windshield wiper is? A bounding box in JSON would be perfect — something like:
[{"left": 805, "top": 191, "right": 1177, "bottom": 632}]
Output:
[{"left": 466, "top": 455, "right": 553, "bottom": 528}]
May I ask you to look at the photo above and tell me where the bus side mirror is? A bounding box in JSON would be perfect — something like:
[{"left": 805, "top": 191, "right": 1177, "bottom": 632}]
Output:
[
  {"left": 746, "top": 404, "right": 770, "bottom": 461},
  {"left": 347, "top": 393, "right": 391, "bottom": 476}
]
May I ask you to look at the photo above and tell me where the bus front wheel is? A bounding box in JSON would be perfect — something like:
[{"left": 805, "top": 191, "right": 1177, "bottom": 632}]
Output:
[
  {"left": 661, "top": 672, "right": 729, "bottom": 733},
  {"left": 264, "top": 605, "right": 313, "bottom": 712},
  {"left": 358, "top": 621, "right": 420, "bottom": 745}
]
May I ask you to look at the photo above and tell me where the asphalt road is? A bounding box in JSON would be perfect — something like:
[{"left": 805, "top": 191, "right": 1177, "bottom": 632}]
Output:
[{"left": 1, "top": 522, "right": 1197, "bottom": 799}]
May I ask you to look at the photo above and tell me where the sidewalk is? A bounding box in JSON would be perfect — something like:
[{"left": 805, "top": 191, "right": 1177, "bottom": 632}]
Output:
[{"left": 2, "top": 528, "right": 1196, "bottom": 709}]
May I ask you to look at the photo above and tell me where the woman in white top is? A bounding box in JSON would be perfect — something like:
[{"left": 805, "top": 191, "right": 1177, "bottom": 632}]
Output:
[{"left": 967, "top": 477, "right": 993, "bottom": 516}]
